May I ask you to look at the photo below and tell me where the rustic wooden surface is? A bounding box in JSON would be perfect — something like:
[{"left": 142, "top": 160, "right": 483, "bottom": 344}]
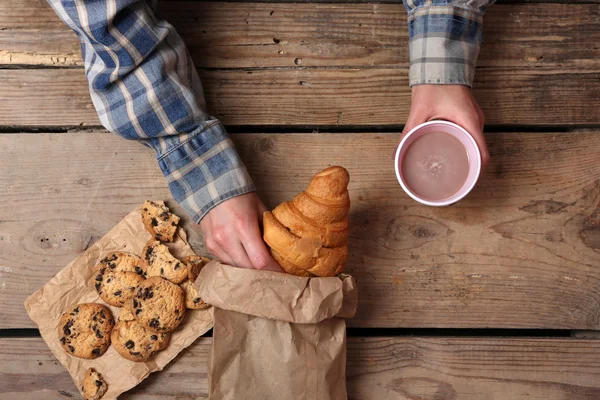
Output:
[
  {"left": 2, "top": 1, "right": 599, "bottom": 69},
  {"left": 2, "top": 337, "right": 600, "bottom": 399},
  {"left": 1, "top": 131, "right": 598, "bottom": 329},
  {"left": 2, "top": 68, "right": 599, "bottom": 127},
  {"left": 2, "top": 0, "right": 600, "bottom": 397},
  {"left": 1, "top": 1, "right": 599, "bottom": 126}
]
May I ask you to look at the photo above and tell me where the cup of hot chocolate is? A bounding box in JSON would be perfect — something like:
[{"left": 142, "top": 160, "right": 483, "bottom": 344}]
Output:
[{"left": 394, "top": 121, "right": 482, "bottom": 206}]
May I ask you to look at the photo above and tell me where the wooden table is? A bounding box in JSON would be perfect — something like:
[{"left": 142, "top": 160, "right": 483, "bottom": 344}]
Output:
[{"left": 1, "top": 0, "right": 600, "bottom": 398}]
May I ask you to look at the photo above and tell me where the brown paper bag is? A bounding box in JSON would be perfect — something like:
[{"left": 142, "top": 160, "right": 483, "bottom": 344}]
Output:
[
  {"left": 195, "top": 262, "right": 358, "bottom": 400},
  {"left": 24, "top": 204, "right": 213, "bottom": 400}
]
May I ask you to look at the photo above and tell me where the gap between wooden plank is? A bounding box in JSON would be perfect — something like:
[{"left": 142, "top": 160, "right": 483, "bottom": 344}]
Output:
[
  {"left": 0, "top": 328, "right": 578, "bottom": 338},
  {"left": 2, "top": 124, "right": 600, "bottom": 135}
]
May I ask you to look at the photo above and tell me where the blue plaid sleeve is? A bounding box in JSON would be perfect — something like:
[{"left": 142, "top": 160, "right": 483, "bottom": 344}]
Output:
[
  {"left": 46, "top": 0, "right": 254, "bottom": 222},
  {"left": 403, "top": 0, "right": 496, "bottom": 87}
]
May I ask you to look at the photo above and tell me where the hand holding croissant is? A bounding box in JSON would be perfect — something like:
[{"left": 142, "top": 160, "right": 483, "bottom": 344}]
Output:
[{"left": 263, "top": 166, "right": 350, "bottom": 277}]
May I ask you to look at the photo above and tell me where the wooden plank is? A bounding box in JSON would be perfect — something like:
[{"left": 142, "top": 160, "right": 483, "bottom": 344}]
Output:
[
  {"left": 1, "top": 1, "right": 599, "bottom": 69},
  {"left": 1, "top": 68, "right": 599, "bottom": 126},
  {"left": 1, "top": 131, "right": 599, "bottom": 329},
  {"left": 2, "top": 337, "right": 600, "bottom": 399}
]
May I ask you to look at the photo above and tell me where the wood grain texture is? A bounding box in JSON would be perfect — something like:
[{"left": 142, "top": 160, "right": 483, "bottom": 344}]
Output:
[
  {"left": 1, "top": 131, "right": 599, "bottom": 329},
  {"left": 2, "top": 337, "right": 600, "bottom": 399},
  {"left": 2, "top": 1, "right": 599, "bottom": 69},
  {"left": 1, "top": 68, "right": 599, "bottom": 126}
]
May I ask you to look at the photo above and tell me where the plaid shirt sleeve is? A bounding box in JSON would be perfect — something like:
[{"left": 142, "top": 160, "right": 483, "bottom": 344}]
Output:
[
  {"left": 403, "top": 0, "right": 496, "bottom": 87},
  {"left": 46, "top": 0, "right": 255, "bottom": 222}
]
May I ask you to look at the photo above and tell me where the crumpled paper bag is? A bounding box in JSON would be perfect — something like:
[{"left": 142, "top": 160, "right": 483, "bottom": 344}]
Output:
[
  {"left": 195, "top": 262, "right": 358, "bottom": 400},
  {"left": 24, "top": 204, "right": 213, "bottom": 400}
]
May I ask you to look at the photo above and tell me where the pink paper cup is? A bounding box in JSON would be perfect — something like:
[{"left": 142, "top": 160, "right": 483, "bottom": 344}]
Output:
[{"left": 394, "top": 121, "right": 482, "bottom": 206}]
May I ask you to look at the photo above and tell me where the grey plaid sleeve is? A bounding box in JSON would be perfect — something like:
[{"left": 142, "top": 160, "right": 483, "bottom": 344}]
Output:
[
  {"left": 404, "top": 0, "right": 496, "bottom": 87},
  {"left": 46, "top": 0, "right": 254, "bottom": 222}
]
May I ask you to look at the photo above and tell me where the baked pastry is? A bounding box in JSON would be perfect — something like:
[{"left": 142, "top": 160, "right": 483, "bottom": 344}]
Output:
[
  {"left": 94, "top": 253, "right": 145, "bottom": 307},
  {"left": 58, "top": 303, "right": 115, "bottom": 359},
  {"left": 179, "top": 255, "right": 211, "bottom": 309},
  {"left": 141, "top": 200, "right": 180, "bottom": 242},
  {"left": 111, "top": 319, "right": 170, "bottom": 362},
  {"left": 180, "top": 280, "right": 210, "bottom": 310},
  {"left": 131, "top": 276, "right": 187, "bottom": 333},
  {"left": 119, "top": 299, "right": 137, "bottom": 322},
  {"left": 181, "top": 255, "right": 212, "bottom": 281},
  {"left": 81, "top": 368, "right": 108, "bottom": 400},
  {"left": 141, "top": 240, "right": 188, "bottom": 284},
  {"left": 263, "top": 166, "right": 350, "bottom": 277},
  {"left": 98, "top": 252, "right": 145, "bottom": 276}
]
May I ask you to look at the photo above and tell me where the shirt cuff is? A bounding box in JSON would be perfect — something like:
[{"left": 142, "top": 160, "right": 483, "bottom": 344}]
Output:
[
  {"left": 407, "top": 6, "right": 484, "bottom": 87},
  {"left": 152, "top": 121, "right": 255, "bottom": 223}
]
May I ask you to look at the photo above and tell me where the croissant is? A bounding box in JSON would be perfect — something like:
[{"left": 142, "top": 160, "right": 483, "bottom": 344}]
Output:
[{"left": 263, "top": 166, "right": 350, "bottom": 277}]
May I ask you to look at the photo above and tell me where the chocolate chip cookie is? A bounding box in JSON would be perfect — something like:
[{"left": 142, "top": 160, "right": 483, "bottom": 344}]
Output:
[
  {"left": 98, "top": 252, "right": 145, "bottom": 276},
  {"left": 180, "top": 280, "right": 210, "bottom": 310},
  {"left": 81, "top": 368, "right": 108, "bottom": 400},
  {"left": 141, "top": 200, "right": 180, "bottom": 242},
  {"left": 111, "top": 319, "right": 170, "bottom": 362},
  {"left": 132, "top": 276, "right": 187, "bottom": 333},
  {"left": 94, "top": 253, "right": 145, "bottom": 307},
  {"left": 181, "top": 255, "right": 212, "bottom": 281},
  {"left": 142, "top": 240, "right": 187, "bottom": 284},
  {"left": 58, "top": 303, "right": 115, "bottom": 359},
  {"left": 119, "top": 299, "right": 136, "bottom": 322}
]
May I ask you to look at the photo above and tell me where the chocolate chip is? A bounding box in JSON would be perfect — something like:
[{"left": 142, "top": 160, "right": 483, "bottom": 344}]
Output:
[
  {"left": 109, "top": 319, "right": 115, "bottom": 325},
  {"left": 145, "top": 246, "right": 154, "bottom": 261},
  {"left": 151, "top": 217, "right": 158, "bottom": 226},
  {"left": 108, "top": 262, "right": 116, "bottom": 269},
  {"left": 136, "top": 309, "right": 142, "bottom": 315},
  {"left": 95, "top": 274, "right": 103, "bottom": 281},
  {"left": 114, "top": 290, "right": 122, "bottom": 296},
  {"left": 194, "top": 298, "right": 201, "bottom": 304},
  {"left": 95, "top": 380, "right": 103, "bottom": 387},
  {"left": 95, "top": 330, "right": 104, "bottom": 339},
  {"left": 99, "top": 310, "right": 106, "bottom": 319},
  {"left": 68, "top": 345, "right": 75, "bottom": 353},
  {"left": 93, "top": 315, "right": 97, "bottom": 321},
  {"left": 150, "top": 335, "right": 158, "bottom": 341},
  {"left": 125, "top": 340, "right": 135, "bottom": 349},
  {"left": 171, "top": 221, "right": 177, "bottom": 226},
  {"left": 73, "top": 307, "right": 79, "bottom": 313},
  {"left": 60, "top": 337, "right": 66, "bottom": 344},
  {"left": 175, "top": 309, "right": 179, "bottom": 314},
  {"left": 160, "top": 268, "right": 164, "bottom": 275},
  {"left": 130, "top": 351, "right": 141, "bottom": 357},
  {"left": 95, "top": 282, "right": 101, "bottom": 291},
  {"left": 106, "top": 278, "right": 112, "bottom": 284},
  {"left": 91, "top": 348, "right": 101, "bottom": 356},
  {"left": 135, "top": 266, "right": 144, "bottom": 275},
  {"left": 149, "top": 318, "right": 160, "bottom": 329},
  {"left": 143, "top": 208, "right": 148, "bottom": 211},
  {"left": 174, "top": 262, "right": 182, "bottom": 270},
  {"left": 133, "top": 299, "right": 139, "bottom": 308},
  {"left": 159, "top": 211, "right": 169, "bottom": 219},
  {"left": 63, "top": 320, "right": 73, "bottom": 336}
]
